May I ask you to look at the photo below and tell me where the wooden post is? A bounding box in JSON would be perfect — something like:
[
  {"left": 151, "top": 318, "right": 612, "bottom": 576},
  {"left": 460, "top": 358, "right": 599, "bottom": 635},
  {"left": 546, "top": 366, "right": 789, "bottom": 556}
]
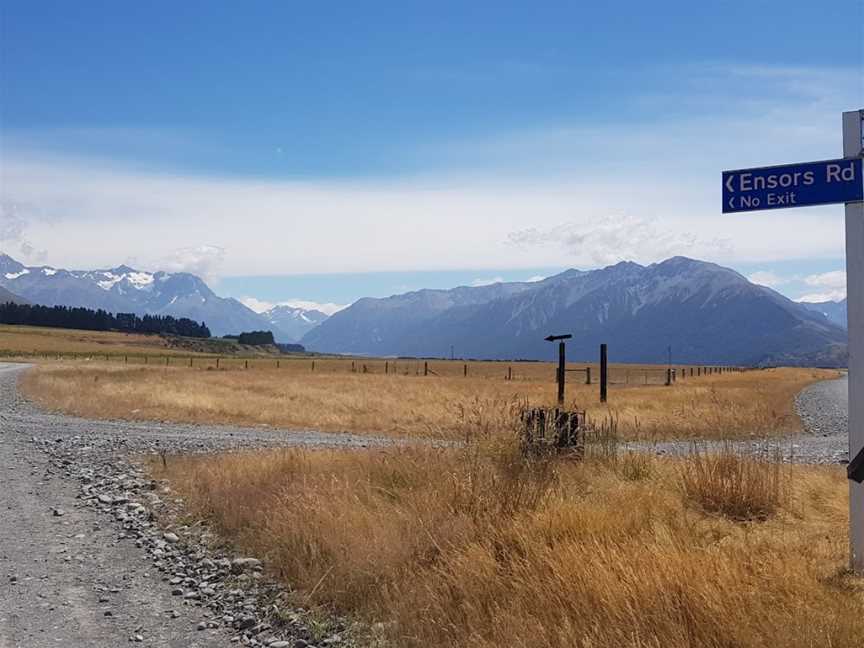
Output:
[
  {"left": 124, "top": 355, "right": 128, "bottom": 364},
  {"left": 189, "top": 357, "right": 193, "bottom": 368},
  {"left": 144, "top": 355, "right": 148, "bottom": 365},
  {"left": 277, "top": 359, "right": 280, "bottom": 369},
  {"left": 600, "top": 344, "right": 608, "bottom": 403},
  {"left": 216, "top": 357, "right": 220, "bottom": 369},
  {"left": 166, "top": 356, "right": 169, "bottom": 366},
  {"left": 557, "top": 342, "right": 565, "bottom": 405},
  {"left": 352, "top": 361, "right": 356, "bottom": 373},
  {"left": 424, "top": 361, "right": 429, "bottom": 377},
  {"left": 385, "top": 361, "right": 389, "bottom": 374},
  {"left": 245, "top": 359, "right": 249, "bottom": 370},
  {"left": 312, "top": 360, "right": 315, "bottom": 372},
  {"left": 508, "top": 366, "right": 512, "bottom": 381},
  {"left": 585, "top": 366, "right": 591, "bottom": 385}
]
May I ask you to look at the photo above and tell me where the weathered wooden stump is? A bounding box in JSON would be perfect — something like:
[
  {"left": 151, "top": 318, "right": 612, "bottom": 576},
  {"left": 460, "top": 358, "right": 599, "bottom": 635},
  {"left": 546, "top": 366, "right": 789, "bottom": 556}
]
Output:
[{"left": 520, "top": 407, "right": 585, "bottom": 459}]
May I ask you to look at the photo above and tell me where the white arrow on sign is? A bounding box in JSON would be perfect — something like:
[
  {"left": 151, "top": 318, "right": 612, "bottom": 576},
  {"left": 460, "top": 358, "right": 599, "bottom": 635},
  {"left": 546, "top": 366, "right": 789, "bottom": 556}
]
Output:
[{"left": 725, "top": 174, "right": 735, "bottom": 193}]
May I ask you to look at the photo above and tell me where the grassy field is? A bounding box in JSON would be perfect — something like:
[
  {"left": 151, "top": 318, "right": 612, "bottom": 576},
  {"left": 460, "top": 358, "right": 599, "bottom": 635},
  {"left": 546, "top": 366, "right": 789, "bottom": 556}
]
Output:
[
  {"left": 152, "top": 434, "right": 864, "bottom": 648},
  {"left": 21, "top": 361, "right": 837, "bottom": 440},
  {"left": 0, "top": 323, "right": 198, "bottom": 356}
]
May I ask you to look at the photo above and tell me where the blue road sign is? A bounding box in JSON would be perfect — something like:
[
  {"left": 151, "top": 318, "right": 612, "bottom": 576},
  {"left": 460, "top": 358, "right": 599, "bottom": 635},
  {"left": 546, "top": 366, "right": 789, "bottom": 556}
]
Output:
[{"left": 722, "top": 157, "right": 863, "bottom": 213}]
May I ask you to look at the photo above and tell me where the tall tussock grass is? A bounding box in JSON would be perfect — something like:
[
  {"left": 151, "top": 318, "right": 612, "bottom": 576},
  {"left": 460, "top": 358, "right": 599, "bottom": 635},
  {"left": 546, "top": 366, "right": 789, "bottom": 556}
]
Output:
[
  {"left": 679, "top": 443, "right": 787, "bottom": 521},
  {"left": 152, "top": 408, "right": 863, "bottom": 648}
]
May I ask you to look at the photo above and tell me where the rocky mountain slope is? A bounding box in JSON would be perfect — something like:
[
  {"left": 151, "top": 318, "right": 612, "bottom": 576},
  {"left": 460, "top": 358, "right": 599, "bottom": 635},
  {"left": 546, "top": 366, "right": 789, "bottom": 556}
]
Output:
[
  {"left": 0, "top": 285, "right": 28, "bottom": 304},
  {"left": 302, "top": 257, "right": 847, "bottom": 366}
]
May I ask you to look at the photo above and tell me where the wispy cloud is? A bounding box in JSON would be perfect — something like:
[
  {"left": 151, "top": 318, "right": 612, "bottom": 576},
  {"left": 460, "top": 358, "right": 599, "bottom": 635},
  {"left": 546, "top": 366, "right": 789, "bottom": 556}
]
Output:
[
  {"left": 471, "top": 276, "right": 505, "bottom": 287},
  {"left": 747, "top": 270, "right": 792, "bottom": 289},
  {"left": 797, "top": 270, "right": 847, "bottom": 302}
]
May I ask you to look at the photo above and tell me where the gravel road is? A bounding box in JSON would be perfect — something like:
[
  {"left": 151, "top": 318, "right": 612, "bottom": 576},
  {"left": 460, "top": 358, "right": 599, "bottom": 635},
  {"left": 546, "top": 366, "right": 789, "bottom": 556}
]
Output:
[
  {"left": 0, "top": 363, "right": 852, "bottom": 646},
  {"left": 0, "top": 362, "right": 387, "bottom": 648},
  {"left": 626, "top": 374, "right": 850, "bottom": 465}
]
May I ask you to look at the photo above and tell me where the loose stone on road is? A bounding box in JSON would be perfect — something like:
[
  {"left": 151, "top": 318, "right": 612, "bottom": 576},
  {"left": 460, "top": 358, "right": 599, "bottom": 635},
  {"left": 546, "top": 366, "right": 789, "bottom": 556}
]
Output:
[{"left": 0, "top": 363, "right": 379, "bottom": 647}]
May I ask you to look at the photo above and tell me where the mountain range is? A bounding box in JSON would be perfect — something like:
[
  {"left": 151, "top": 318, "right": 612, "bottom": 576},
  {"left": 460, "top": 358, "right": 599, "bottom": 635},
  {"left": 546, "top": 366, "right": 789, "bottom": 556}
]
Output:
[
  {"left": 0, "top": 253, "right": 324, "bottom": 340},
  {"left": 2, "top": 252, "right": 848, "bottom": 366},
  {"left": 301, "top": 257, "right": 848, "bottom": 367}
]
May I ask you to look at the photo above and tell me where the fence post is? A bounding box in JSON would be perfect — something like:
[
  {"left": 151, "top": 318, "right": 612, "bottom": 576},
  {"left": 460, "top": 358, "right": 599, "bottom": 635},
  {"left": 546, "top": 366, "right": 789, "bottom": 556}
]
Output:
[
  {"left": 666, "top": 368, "right": 672, "bottom": 385},
  {"left": 352, "top": 361, "right": 356, "bottom": 373},
  {"left": 508, "top": 366, "right": 512, "bottom": 381},
  {"left": 245, "top": 359, "right": 249, "bottom": 370},
  {"left": 216, "top": 357, "right": 220, "bottom": 369},
  {"left": 463, "top": 363, "right": 467, "bottom": 377},
  {"left": 556, "top": 342, "right": 566, "bottom": 405},
  {"left": 189, "top": 357, "right": 193, "bottom": 368},
  {"left": 312, "top": 360, "right": 315, "bottom": 372},
  {"left": 124, "top": 355, "right": 128, "bottom": 364},
  {"left": 424, "top": 361, "right": 429, "bottom": 376},
  {"left": 277, "top": 359, "right": 280, "bottom": 369},
  {"left": 585, "top": 366, "right": 591, "bottom": 385},
  {"left": 385, "top": 361, "right": 388, "bottom": 374},
  {"left": 600, "top": 344, "right": 608, "bottom": 403}
]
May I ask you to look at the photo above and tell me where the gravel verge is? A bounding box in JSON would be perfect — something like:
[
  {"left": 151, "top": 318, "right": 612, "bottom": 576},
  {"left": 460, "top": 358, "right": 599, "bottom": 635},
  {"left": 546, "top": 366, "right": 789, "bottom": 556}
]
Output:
[{"left": 0, "top": 363, "right": 388, "bottom": 647}]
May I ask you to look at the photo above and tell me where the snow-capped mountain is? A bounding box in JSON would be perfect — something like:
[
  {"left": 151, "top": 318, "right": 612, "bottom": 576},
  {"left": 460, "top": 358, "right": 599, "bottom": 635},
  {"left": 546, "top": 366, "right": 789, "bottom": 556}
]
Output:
[
  {"left": 0, "top": 253, "right": 271, "bottom": 337},
  {"left": 261, "top": 305, "right": 329, "bottom": 343},
  {"left": 302, "top": 257, "right": 848, "bottom": 367}
]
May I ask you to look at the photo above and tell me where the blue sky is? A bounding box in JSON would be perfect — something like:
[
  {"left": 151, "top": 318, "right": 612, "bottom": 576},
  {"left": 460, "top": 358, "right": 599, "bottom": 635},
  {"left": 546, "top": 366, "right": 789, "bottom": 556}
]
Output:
[{"left": 1, "top": 1, "right": 862, "bottom": 310}]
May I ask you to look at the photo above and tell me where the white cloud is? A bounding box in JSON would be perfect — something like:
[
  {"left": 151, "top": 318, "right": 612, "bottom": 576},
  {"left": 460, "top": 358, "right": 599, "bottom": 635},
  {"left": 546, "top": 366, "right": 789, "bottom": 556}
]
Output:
[
  {"left": 160, "top": 245, "right": 226, "bottom": 282},
  {"left": 471, "top": 276, "right": 505, "bottom": 287},
  {"left": 797, "top": 290, "right": 846, "bottom": 303},
  {"left": 240, "top": 296, "right": 346, "bottom": 316},
  {"left": 797, "top": 270, "right": 847, "bottom": 302},
  {"left": 507, "top": 214, "right": 732, "bottom": 267},
  {"left": 804, "top": 270, "right": 846, "bottom": 289},
  {"left": 0, "top": 64, "right": 856, "bottom": 277},
  {"left": 747, "top": 271, "right": 790, "bottom": 288}
]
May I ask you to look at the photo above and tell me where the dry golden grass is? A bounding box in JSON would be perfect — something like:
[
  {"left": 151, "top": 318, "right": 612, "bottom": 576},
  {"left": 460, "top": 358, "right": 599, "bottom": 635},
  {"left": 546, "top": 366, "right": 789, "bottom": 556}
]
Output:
[
  {"left": 21, "top": 362, "right": 837, "bottom": 440},
  {"left": 152, "top": 436, "right": 864, "bottom": 648},
  {"left": 0, "top": 323, "right": 199, "bottom": 357}
]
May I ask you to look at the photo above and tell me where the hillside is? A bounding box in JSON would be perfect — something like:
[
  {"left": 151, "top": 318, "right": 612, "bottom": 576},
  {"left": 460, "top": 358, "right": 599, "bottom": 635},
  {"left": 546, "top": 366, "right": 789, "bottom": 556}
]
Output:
[
  {"left": 302, "top": 257, "right": 847, "bottom": 367},
  {"left": 0, "top": 285, "right": 28, "bottom": 304}
]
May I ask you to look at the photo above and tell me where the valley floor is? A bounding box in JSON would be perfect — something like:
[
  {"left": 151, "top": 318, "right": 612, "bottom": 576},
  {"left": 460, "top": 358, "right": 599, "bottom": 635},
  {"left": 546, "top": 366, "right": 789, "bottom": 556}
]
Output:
[{"left": 19, "top": 361, "right": 839, "bottom": 441}]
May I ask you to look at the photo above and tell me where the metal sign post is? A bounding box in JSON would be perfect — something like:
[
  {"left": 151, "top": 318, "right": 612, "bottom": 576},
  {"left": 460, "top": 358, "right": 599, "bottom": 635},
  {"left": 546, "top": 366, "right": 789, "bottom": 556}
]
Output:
[
  {"left": 723, "top": 109, "right": 864, "bottom": 572},
  {"left": 843, "top": 109, "right": 864, "bottom": 572}
]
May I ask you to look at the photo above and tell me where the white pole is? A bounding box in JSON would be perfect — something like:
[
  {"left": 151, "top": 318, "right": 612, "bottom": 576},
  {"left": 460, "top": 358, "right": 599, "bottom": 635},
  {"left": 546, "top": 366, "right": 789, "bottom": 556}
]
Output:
[{"left": 843, "top": 109, "right": 864, "bottom": 572}]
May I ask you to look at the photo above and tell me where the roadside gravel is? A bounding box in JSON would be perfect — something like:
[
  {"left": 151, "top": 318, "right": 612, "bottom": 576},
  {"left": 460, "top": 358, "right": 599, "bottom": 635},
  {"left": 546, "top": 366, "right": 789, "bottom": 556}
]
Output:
[{"left": 0, "top": 363, "right": 387, "bottom": 648}]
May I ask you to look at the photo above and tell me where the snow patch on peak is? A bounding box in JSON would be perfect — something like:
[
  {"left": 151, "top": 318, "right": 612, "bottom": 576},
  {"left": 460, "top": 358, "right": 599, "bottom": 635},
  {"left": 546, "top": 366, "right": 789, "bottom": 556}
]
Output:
[
  {"left": 96, "top": 273, "right": 123, "bottom": 291},
  {"left": 4, "top": 269, "right": 29, "bottom": 279},
  {"left": 41, "top": 267, "right": 57, "bottom": 276},
  {"left": 126, "top": 272, "right": 154, "bottom": 288}
]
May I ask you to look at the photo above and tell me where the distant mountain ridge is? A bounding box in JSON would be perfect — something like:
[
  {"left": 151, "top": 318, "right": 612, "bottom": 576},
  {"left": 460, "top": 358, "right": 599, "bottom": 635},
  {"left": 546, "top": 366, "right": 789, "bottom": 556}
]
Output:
[
  {"left": 261, "top": 304, "right": 329, "bottom": 343},
  {"left": 302, "top": 257, "right": 847, "bottom": 367},
  {"left": 799, "top": 298, "right": 847, "bottom": 329},
  {"left": 0, "top": 253, "right": 269, "bottom": 338}
]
